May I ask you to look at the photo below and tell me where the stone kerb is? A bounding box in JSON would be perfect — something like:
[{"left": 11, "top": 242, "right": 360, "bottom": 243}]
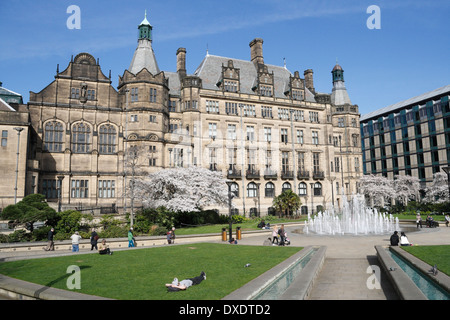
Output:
[{"left": 375, "top": 245, "right": 427, "bottom": 300}]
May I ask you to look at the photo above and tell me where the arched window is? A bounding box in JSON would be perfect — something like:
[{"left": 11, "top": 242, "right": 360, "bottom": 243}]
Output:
[
  {"left": 229, "top": 182, "right": 239, "bottom": 198},
  {"left": 265, "top": 182, "right": 275, "bottom": 197},
  {"left": 44, "top": 121, "right": 64, "bottom": 152},
  {"left": 313, "top": 182, "right": 322, "bottom": 196},
  {"left": 298, "top": 182, "right": 307, "bottom": 195},
  {"left": 72, "top": 122, "right": 91, "bottom": 153},
  {"left": 99, "top": 124, "right": 117, "bottom": 154},
  {"left": 247, "top": 182, "right": 258, "bottom": 198},
  {"left": 282, "top": 182, "right": 291, "bottom": 193}
]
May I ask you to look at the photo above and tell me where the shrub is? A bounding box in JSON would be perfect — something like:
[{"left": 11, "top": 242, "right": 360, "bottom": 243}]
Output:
[
  {"left": 148, "top": 225, "right": 167, "bottom": 236},
  {"left": 231, "top": 215, "right": 248, "bottom": 224},
  {"left": 7, "top": 230, "right": 31, "bottom": 243},
  {"left": 98, "top": 225, "right": 127, "bottom": 239}
]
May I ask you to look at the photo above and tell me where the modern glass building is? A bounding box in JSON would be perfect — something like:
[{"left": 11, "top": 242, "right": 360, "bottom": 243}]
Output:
[{"left": 360, "top": 85, "right": 450, "bottom": 189}]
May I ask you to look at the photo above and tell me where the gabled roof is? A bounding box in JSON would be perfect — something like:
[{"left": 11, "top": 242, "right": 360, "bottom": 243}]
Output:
[
  {"left": 361, "top": 84, "right": 450, "bottom": 121},
  {"left": 193, "top": 54, "right": 316, "bottom": 102}
]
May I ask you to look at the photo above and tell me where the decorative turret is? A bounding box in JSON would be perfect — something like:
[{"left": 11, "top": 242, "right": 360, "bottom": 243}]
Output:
[
  {"left": 128, "top": 11, "right": 160, "bottom": 75},
  {"left": 330, "top": 62, "right": 351, "bottom": 106},
  {"left": 332, "top": 63, "right": 344, "bottom": 83},
  {"left": 138, "top": 10, "right": 153, "bottom": 41}
]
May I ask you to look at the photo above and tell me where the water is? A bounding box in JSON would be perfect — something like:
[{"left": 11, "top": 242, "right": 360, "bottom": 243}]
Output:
[
  {"left": 388, "top": 249, "right": 450, "bottom": 300},
  {"left": 252, "top": 248, "right": 316, "bottom": 300},
  {"left": 304, "top": 193, "right": 399, "bottom": 235}
]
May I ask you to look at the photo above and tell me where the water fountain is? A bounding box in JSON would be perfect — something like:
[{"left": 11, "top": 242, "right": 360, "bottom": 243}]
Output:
[{"left": 304, "top": 193, "right": 399, "bottom": 235}]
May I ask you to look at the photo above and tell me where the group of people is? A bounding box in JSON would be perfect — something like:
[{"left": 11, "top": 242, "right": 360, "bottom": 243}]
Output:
[
  {"left": 416, "top": 212, "right": 449, "bottom": 228},
  {"left": 43, "top": 227, "right": 127, "bottom": 255},
  {"left": 390, "top": 231, "right": 412, "bottom": 246},
  {"left": 270, "top": 224, "right": 290, "bottom": 246}
]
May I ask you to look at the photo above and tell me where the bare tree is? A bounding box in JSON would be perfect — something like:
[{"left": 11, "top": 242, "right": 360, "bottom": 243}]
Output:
[{"left": 124, "top": 145, "right": 150, "bottom": 226}]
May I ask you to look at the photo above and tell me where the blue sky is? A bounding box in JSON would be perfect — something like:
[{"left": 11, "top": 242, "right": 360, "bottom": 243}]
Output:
[{"left": 0, "top": 0, "right": 449, "bottom": 116}]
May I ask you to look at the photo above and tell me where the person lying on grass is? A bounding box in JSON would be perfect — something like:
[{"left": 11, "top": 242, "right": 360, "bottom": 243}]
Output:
[{"left": 165, "top": 271, "right": 206, "bottom": 291}]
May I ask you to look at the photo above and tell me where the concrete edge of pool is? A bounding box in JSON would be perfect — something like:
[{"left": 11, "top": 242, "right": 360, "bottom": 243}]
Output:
[
  {"left": 375, "top": 245, "right": 450, "bottom": 300},
  {"left": 222, "top": 245, "right": 326, "bottom": 300}
]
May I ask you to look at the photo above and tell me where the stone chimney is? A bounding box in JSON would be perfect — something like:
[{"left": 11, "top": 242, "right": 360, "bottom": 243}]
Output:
[
  {"left": 176, "top": 48, "right": 187, "bottom": 77},
  {"left": 249, "top": 38, "right": 264, "bottom": 65},
  {"left": 304, "top": 69, "right": 315, "bottom": 93}
]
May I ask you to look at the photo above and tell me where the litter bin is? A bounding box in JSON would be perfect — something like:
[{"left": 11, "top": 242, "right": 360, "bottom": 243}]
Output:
[
  {"left": 236, "top": 226, "right": 242, "bottom": 240},
  {"left": 222, "top": 228, "right": 227, "bottom": 241}
]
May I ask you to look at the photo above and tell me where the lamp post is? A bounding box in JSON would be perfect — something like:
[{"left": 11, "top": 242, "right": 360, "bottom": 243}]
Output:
[
  {"left": 225, "top": 181, "right": 235, "bottom": 242},
  {"left": 239, "top": 104, "right": 246, "bottom": 217},
  {"left": 442, "top": 166, "right": 450, "bottom": 199},
  {"left": 57, "top": 175, "right": 65, "bottom": 212},
  {"left": 13, "top": 127, "right": 24, "bottom": 204},
  {"left": 310, "top": 183, "right": 314, "bottom": 215},
  {"left": 256, "top": 183, "right": 261, "bottom": 217},
  {"left": 339, "top": 135, "right": 344, "bottom": 196}
]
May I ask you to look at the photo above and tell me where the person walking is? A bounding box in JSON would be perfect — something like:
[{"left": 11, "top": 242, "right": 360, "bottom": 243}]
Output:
[
  {"left": 128, "top": 227, "right": 135, "bottom": 247},
  {"left": 171, "top": 227, "right": 176, "bottom": 244},
  {"left": 278, "top": 224, "right": 286, "bottom": 246},
  {"left": 70, "top": 231, "right": 82, "bottom": 252},
  {"left": 272, "top": 225, "right": 279, "bottom": 245},
  {"left": 90, "top": 228, "right": 99, "bottom": 250},
  {"left": 167, "top": 230, "right": 173, "bottom": 244},
  {"left": 416, "top": 212, "right": 422, "bottom": 229},
  {"left": 44, "top": 228, "right": 55, "bottom": 251},
  {"left": 445, "top": 214, "right": 450, "bottom": 227}
]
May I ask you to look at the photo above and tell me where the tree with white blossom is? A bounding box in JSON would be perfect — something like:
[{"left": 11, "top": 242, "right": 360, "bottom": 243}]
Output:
[
  {"left": 359, "top": 174, "right": 394, "bottom": 208},
  {"left": 393, "top": 174, "right": 421, "bottom": 205},
  {"left": 136, "top": 166, "right": 229, "bottom": 212},
  {"left": 423, "top": 172, "right": 449, "bottom": 203}
]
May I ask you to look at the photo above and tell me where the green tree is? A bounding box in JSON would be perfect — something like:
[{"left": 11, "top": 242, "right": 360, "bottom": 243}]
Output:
[
  {"left": 0, "top": 194, "right": 57, "bottom": 232},
  {"left": 272, "top": 189, "right": 301, "bottom": 217}
]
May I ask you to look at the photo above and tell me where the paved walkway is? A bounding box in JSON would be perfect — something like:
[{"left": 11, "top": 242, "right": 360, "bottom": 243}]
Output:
[
  {"left": 235, "top": 222, "right": 449, "bottom": 300},
  {"left": 0, "top": 222, "right": 448, "bottom": 300}
]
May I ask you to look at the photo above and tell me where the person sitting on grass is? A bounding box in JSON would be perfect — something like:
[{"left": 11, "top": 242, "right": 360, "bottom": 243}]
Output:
[
  {"left": 166, "top": 271, "right": 206, "bottom": 292},
  {"left": 98, "top": 239, "right": 113, "bottom": 255}
]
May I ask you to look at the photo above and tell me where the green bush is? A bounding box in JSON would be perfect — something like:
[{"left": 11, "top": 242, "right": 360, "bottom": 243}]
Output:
[
  {"left": 98, "top": 225, "right": 128, "bottom": 239},
  {"left": 148, "top": 225, "right": 168, "bottom": 236},
  {"left": 31, "top": 226, "right": 52, "bottom": 241},
  {"left": 231, "top": 215, "right": 248, "bottom": 224},
  {"left": 7, "top": 230, "right": 31, "bottom": 243}
]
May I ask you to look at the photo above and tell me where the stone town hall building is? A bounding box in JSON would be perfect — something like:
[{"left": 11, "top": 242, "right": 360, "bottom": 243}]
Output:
[{"left": 0, "top": 14, "right": 362, "bottom": 216}]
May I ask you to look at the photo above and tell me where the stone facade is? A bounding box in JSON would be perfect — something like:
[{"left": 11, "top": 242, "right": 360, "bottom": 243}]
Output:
[
  {"left": 0, "top": 100, "right": 29, "bottom": 207},
  {"left": 2, "top": 15, "right": 363, "bottom": 216}
]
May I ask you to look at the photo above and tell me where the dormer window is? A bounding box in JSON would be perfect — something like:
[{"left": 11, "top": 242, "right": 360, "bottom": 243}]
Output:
[
  {"left": 260, "top": 85, "right": 272, "bottom": 97},
  {"left": 292, "top": 89, "right": 303, "bottom": 101},
  {"left": 224, "top": 80, "right": 238, "bottom": 92}
]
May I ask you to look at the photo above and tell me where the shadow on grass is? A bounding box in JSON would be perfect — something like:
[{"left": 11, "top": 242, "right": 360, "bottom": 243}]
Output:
[{"left": 34, "top": 265, "right": 92, "bottom": 298}]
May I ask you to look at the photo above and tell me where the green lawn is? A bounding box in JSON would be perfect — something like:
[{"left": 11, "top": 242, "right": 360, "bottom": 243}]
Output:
[
  {"left": 174, "top": 217, "right": 305, "bottom": 235},
  {"left": 0, "top": 243, "right": 302, "bottom": 300},
  {"left": 401, "top": 245, "right": 450, "bottom": 276}
]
